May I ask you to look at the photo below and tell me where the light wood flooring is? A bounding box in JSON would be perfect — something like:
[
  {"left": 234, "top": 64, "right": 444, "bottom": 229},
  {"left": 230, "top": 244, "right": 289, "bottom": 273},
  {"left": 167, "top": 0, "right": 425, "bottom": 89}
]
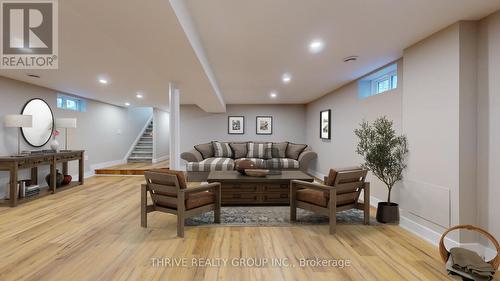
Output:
[
  {"left": 94, "top": 160, "right": 169, "bottom": 175},
  {"left": 0, "top": 176, "right": 495, "bottom": 281}
]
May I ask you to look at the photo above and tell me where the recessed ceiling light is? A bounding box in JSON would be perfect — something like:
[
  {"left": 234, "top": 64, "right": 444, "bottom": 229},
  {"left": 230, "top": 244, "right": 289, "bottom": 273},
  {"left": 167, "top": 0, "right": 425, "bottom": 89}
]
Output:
[
  {"left": 343, "top": 56, "right": 358, "bottom": 62},
  {"left": 98, "top": 78, "right": 108, "bottom": 84},
  {"left": 282, "top": 73, "right": 292, "bottom": 84},
  {"left": 136, "top": 93, "right": 143, "bottom": 99},
  {"left": 124, "top": 102, "right": 130, "bottom": 106},
  {"left": 270, "top": 91, "right": 278, "bottom": 98},
  {"left": 309, "top": 39, "right": 324, "bottom": 53}
]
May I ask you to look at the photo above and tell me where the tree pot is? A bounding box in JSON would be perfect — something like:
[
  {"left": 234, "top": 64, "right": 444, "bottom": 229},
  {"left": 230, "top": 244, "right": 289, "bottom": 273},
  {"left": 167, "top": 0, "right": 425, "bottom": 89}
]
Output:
[{"left": 376, "top": 202, "right": 400, "bottom": 223}]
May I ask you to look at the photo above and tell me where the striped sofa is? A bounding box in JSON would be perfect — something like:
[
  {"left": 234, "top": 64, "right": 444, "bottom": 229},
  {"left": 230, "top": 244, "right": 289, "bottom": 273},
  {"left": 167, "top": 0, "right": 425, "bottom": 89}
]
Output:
[{"left": 181, "top": 141, "right": 317, "bottom": 181}]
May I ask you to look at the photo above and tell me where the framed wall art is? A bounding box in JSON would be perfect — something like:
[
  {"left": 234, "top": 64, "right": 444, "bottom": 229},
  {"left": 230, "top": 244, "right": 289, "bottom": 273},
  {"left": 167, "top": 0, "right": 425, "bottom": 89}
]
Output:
[
  {"left": 320, "top": 109, "right": 331, "bottom": 139},
  {"left": 228, "top": 116, "right": 245, "bottom": 134},
  {"left": 256, "top": 116, "right": 272, "bottom": 135}
]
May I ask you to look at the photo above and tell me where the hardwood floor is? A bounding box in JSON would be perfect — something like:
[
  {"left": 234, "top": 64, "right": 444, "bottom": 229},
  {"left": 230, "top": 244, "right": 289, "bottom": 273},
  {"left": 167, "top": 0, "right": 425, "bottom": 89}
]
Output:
[
  {"left": 0, "top": 176, "right": 495, "bottom": 281},
  {"left": 94, "top": 160, "right": 169, "bottom": 175}
]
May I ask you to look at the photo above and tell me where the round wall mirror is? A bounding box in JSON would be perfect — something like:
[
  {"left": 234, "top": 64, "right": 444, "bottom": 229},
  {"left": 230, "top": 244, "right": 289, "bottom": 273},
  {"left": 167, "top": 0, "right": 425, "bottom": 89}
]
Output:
[{"left": 21, "top": 98, "right": 54, "bottom": 147}]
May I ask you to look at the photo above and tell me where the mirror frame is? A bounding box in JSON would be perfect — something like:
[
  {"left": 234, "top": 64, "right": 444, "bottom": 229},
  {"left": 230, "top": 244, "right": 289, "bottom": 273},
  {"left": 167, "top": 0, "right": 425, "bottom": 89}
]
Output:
[{"left": 20, "top": 98, "right": 55, "bottom": 148}]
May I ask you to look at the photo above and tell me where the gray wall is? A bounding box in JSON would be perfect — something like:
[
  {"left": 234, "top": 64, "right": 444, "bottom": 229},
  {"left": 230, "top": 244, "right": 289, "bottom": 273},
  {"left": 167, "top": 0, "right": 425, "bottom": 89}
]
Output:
[
  {"left": 180, "top": 104, "right": 307, "bottom": 153},
  {"left": 305, "top": 60, "right": 403, "bottom": 203},
  {"left": 0, "top": 77, "right": 152, "bottom": 197},
  {"left": 153, "top": 108, "right": 170, "bottom": 162}
]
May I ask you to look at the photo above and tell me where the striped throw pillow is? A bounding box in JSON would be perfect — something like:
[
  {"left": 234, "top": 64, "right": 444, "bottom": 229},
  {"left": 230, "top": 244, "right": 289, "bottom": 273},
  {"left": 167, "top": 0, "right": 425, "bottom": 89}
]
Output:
[
  {"left": 246, "top": 142, "right": 272, "bottom": 159},
  {"left": 212, "top": 141, "right": 233, "bottom": 158}
]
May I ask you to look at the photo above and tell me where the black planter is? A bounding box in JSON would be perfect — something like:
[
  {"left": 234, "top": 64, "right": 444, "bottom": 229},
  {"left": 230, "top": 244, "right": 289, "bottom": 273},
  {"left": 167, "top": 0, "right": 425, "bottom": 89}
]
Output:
[{"left": 376, "top": 202, "right": 400, "bottom": 223}]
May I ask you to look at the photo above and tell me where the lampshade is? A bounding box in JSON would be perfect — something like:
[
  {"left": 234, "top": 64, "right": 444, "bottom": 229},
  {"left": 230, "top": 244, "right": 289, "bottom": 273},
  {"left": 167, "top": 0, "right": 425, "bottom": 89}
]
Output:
[
  {"left": 56, "top": 118, "right": 77, "bottom": 128},
  {"left": 4, "top": 114, "right": 33, "bottom": 128}
]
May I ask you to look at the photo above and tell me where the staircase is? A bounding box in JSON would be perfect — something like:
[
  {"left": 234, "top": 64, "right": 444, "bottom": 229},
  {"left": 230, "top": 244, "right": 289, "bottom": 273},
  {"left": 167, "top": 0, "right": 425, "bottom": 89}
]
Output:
[{"left": 128, "top": 121, "right": 153, "bottom": 163}]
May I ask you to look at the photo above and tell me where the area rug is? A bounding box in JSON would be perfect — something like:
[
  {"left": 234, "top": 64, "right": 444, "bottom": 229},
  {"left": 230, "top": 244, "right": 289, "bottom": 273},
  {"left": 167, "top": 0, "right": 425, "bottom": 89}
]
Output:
[{"left": 185, "top": 206, "right": 377, "bottom": 226}]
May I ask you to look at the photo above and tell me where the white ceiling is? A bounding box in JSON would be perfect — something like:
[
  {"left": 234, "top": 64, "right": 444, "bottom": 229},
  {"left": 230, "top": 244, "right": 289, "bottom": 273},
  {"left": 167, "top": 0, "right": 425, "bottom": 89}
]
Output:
[
  {"left": 184, "top": 0, "right": 500, "bottom": 104},
  {"left": 0, "top": 0, "right": 225, "bottom": 112},
  {"left": 1, "top": 1, "right": 500, "bottom": 111}
]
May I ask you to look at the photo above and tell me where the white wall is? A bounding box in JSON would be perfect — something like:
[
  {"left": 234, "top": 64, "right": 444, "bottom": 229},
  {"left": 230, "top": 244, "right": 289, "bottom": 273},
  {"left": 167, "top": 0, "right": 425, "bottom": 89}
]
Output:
[
  {"left": 305, "top": 61, "right": 403, "bottom": 202},
  {"left": 180, "top": 104, "right": 307, "bottom": 153},
  {"left": 477, "top": 11, "right": 500, "bottom": 245},
  {"left": 0, "top": 77, "right": 151, "bottom": 197},
  {"left": 402, "top": 24, "right": 461, "bottom": 236},
  {"left": 153, "top": 108, "right": 170, "bottom": 162}
]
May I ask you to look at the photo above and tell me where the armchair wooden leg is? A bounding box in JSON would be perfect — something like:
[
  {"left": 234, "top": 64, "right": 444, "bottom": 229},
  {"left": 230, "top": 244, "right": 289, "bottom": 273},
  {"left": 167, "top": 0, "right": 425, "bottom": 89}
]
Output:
[
  {"left": 364, "top": 182, "right": 370, "bottom": 225},
  {"left": 141, "top": 185, "right": 147, "bottom": 228},
  {"left": 214, "top": 184, "right": 221, "bottom": 224},
  {"left": 177, "top": 192, "right": 185, "bottom": 238},
  {"left": 290, "top": 182, "right": 297, "bottom": 221},
  {"left": 177, "top": 215, "right": 185, "bottom": 238},
  {"left": 329, "top": 189, "right": 337, "bottom": 235}
]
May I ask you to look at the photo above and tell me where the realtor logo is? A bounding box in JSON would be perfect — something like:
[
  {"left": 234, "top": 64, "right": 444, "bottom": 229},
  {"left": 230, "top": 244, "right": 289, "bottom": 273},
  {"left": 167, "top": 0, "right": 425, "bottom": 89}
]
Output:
[{"left": 1, "top": 0, "right": 58, "bottom": 69}]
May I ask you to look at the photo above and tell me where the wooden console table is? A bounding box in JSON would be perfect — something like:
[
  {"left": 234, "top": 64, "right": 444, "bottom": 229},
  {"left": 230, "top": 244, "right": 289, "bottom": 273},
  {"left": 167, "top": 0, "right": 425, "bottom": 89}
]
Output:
[
  {"left": 207, "top": 170, "right": 313, "bottom": 205},
  {"left": 0, "top": 151, "right": 84, "bottom": 207}
]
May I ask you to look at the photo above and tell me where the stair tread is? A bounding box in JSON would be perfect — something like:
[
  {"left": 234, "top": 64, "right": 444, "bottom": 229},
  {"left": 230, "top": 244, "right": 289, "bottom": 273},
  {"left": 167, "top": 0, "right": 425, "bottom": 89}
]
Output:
[{"left": 127, "top": 120, "right": 154, "bottom": 162}]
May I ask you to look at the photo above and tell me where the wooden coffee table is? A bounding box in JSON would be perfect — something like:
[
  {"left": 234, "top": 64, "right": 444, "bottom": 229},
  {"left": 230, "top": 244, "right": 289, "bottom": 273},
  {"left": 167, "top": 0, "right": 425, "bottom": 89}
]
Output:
[{"left": 207, "top": 170, "right": 314, "bottom": 206}]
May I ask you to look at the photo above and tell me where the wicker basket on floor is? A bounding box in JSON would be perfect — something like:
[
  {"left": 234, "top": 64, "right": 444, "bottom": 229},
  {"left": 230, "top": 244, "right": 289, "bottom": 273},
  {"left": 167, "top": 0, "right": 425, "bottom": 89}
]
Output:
[{"left": 439, "top": 224, "right": 500, "bottom": 271}]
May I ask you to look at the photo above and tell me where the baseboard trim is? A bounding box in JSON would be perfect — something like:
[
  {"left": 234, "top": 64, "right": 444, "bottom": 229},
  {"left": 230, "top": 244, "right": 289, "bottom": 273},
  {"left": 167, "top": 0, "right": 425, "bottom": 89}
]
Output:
[
  {"left": 152, "top": 155, "right": 170, "bottom": 164},
  {"left": 90, "top": 159, "right": 127, "bottom": 171}
]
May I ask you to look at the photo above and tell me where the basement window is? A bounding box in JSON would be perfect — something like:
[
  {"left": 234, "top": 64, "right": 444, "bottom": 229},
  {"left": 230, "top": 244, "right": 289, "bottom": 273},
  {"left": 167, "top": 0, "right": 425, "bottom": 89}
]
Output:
[
  {"left": 358, "top": 63, "right": 398, "bottom": 99},
  {"left": 57, "top": 94, "right": 87, "bottom": 112}
]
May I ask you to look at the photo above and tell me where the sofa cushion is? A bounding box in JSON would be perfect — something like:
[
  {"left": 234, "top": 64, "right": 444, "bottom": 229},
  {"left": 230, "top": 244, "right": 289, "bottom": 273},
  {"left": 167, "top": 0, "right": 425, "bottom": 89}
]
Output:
[
  {"left": 266, "top": 158, "right": 300, "bottom": 169},
  {"left": 156, "top": 191, "right": 215, "bottom": 210},
  {"left": 194, "top": 143, "right": 214, "bottom": 159},
  {"left": 272, "top": 142, "right": 288, "bottom": 158},
  {"left": 286, "top": 143, "right": 308, "bottom": 160},
  {"left": 186, "top": 157, "right": 235, "bottom": 172},
  {"left": 296, "top": 189, "right": 328, "bottom": 207},
  {"left": 247, "top": 142, "right": 272, "bottom": 159},
  {"left": 230, "top": 142, "right": 248, "bottom": 159},
  {"left": 235, "top": 158, "right": 267, "bottom": 169},
  {"left": 213, "top": 141, "right": 233, "bottom": 158}
]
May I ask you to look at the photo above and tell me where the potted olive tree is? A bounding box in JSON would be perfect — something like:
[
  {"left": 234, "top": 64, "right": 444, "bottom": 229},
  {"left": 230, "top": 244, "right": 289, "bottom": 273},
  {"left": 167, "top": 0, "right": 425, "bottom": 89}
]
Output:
[{"left": 354, "top": 117, "right": 408, "bottom": 223}]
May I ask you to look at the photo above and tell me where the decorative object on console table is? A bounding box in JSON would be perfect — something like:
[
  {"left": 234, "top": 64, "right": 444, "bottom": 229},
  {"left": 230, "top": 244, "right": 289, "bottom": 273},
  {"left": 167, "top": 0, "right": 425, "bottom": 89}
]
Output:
[
  {"left": 56, "top": 118, "right": 77, "bottom": 151},
  {"left": 45, "top": 169, "right": 64, "bottom": 188},
  {"left": 61, "top": 175, "right": 72, "bottom": 186},
  {"left": 228, "top": 116, "right": 244, "bottom": 134},
  {"left": 256, "top": 116, "right": 272, "bottom": 135},
  {"left": 3, "top": 114, "right": 33, "bottom": 155},
  {"left": 320, "top": 109, "right": 331, "bottom": 140},
  {"left": 355, "top": 116, "right": 409, "bottom": 223},
  {"left": 18, "top": 180, "right": 26, "bottom": 198},
  {"left": 50, "top": 130, "right": 60, "bottom": 152}
]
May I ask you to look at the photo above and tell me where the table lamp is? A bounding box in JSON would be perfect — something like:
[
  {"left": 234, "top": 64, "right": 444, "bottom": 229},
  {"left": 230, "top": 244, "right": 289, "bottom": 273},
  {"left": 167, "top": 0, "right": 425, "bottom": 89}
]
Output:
[
  {"left": 4, "top": 114, "right": 33, "bottom": 155},
  {"left": 56, "top": 118, "right": 77, "bottom": 151}
]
